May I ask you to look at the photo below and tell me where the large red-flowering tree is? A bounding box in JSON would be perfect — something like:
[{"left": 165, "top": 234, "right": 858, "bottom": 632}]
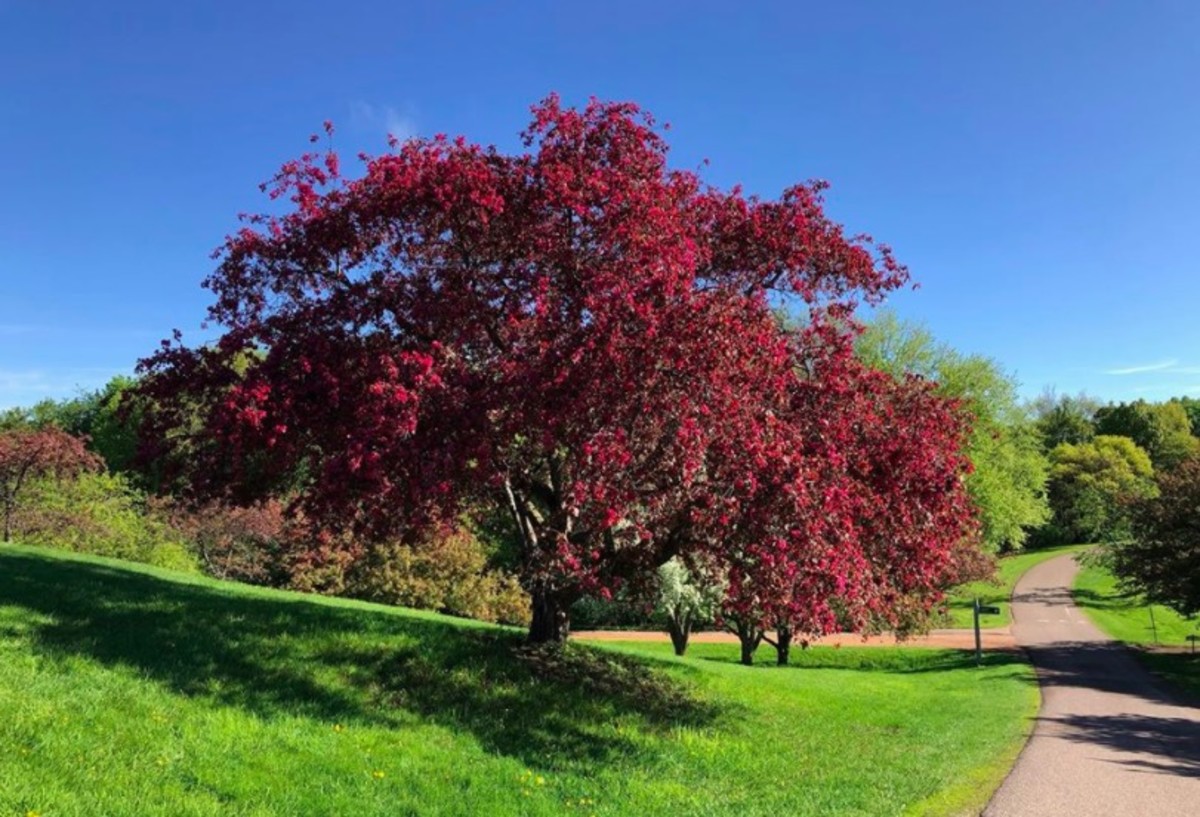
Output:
[
  {"left": 0, "top": 427, "right": 102, "bottom": 542},
  {"left": 138, "top": 95, "right": 972, "bottom": 644}
]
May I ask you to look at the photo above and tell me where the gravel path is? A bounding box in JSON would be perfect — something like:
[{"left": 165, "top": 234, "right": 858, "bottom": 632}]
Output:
[{"left": 984, "top": 554, "right": 1200, "bottom": 816}]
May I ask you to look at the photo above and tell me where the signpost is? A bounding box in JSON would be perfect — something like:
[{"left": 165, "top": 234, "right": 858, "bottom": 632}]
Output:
[{"left": 973, "top": 598, "right": 1001, "bottom": 667}]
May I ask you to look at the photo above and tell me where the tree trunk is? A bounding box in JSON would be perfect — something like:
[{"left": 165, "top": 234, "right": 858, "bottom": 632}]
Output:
[
  {"left": 667, "top": 613, "right": 692, "bottom": 656},
  {"left": 775, "top": 626, "right": 792, "bottom": 666},
  {"left": 739, "top": 636, "right": 758, "bottom": 666},
  {"left": 528, "top": 589, "right": 571, "bottom": 645},
  {"left": 734, "top": 620, "right": 762, "bottom": 666},
  {"left": 2, "top": 497, "right": 11, "bottom": 543}
]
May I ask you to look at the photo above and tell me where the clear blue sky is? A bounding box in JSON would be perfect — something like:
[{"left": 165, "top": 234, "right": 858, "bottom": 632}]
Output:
[{"left": 3, "top": 1, "right": 1199, "bottom": 409}]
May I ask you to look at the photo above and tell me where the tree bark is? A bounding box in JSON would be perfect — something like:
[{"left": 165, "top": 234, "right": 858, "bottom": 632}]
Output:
[
  {"left": 775, "top": 626, "right": 792, "bottom": 666},
  {"left": 667, "top": 614, "right": 691, "bottom": 656},
  {"left": 528, "top": 589, "right": 571, "bottom": 645},
  {"left": 734, "top": 620, "right": 763, "bottom": 666}
]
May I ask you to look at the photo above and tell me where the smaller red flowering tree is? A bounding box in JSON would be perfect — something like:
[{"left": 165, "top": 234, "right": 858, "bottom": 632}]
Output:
[
  {"left": 718, "top": 349, "right": 979, "bottom": 666},
  {"left": 0, "top": 427, "right": 102, "bottom": 542}
]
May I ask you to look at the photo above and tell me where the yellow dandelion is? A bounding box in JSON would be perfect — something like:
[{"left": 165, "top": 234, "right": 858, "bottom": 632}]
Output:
[
  {"left": 372, "top": 770, "right": 386, "bottom": 780},
  {"left": 333, "top": 724, "right": 344, "bottom": 733},
  {"left": 535, "top": 775, "right": 545, "bottom": 786}
]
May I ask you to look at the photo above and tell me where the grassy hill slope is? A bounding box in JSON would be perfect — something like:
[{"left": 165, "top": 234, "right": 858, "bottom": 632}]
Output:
[{"left": 0, "top": 544, "right": 1036, "bottom": 816}]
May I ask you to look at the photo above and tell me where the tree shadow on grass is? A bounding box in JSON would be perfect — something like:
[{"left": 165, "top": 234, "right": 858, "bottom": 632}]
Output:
[
  {"left": 0, "top": 550, "right": 722, "bottom": 771},
  {"left": 1065, "top": 586, "right": 1143, "bottom": 613}
]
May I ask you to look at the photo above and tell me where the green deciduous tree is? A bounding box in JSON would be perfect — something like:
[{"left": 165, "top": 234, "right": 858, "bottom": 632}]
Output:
[
  {"left": 1029, "top": 389, "right": 1100, "bottom": 450},
  {"left": 1169, "top": 397, "right": 1200, "bottom": 437},
  {"left": 1116, "top": 456, "right": 1200, "bottom": 617},
  {"left": 857, "top": 313, "right": 1049, "bottom": 552},
  {"left": 1093, "top": 400, "right": 1198, "bottom": 471},
  {"left": 1046, "top": 435, "right": 1156, "bottom": 544}
]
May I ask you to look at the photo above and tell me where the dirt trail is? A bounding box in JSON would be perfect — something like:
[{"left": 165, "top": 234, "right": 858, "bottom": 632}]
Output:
[{"left": 573, "top": 626, "right": 1016, "bottom": 650}]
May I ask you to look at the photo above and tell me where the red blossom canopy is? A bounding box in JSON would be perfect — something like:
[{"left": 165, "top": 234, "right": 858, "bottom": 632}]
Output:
[{"left": 139, "top": 95, "right": 976, "bottom": 642}]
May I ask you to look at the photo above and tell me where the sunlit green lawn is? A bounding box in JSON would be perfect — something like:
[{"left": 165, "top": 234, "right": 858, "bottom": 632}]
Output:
[
  {"left": 943, "top": 544, "right": 1091, "bottom": 628},
  {"left": 1072, "top": 559, "right": 1200, "bottom": 697},
  {"left": 0, "top": 543, "right": 1037, "bottom": 816}
]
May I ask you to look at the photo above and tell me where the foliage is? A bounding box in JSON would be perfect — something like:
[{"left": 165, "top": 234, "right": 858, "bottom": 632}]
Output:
[
  {"left": 1110, "top": 457, "right": 1200, "bottom": 617},
  {"left": 151, "top": 497, "right": 359, "bottom": 593},
  {"left": 14, "top": 472, "right": 197, "bottom": 572},
  {"left": 77, "top": 376, "right": 146, "bottom": 479},
  {"left": 0, "top": 426, "right": 102, "bottom": 542},
  {"left": 719, "top": 360, "right": 979, "bottom": 665},
  {"left": 141, "top": 498, "right": 531, "bottom": 625},
  {"left": 346, "top": 524, "right": 531, "bottom": 626},
  {"left": 1028, "top": 389, "right": 1100, "bottom": 450},
  {"left": 272, "top": 526, "right": 363, "bottom": 596},
  {"left": 1170, "top": 396, "right": 1200, "bottom": 437},
  {"left": 654, "top": 558, "right": 722, "bottom": 655},
  {"left": 0, "top": 377, "right": 159, "bottom": 490},
  {"left": 154, "top": 498, "right": 290, "bottom": 584},
  {"left": 1045, "top": 436, "right": 1156, "bottom": 544},
  {"left": 54, "top": 376, "right": 144, "bottom": 476},
  {"left": 0, "top": 545, "right": 1037, "bottom": 817},
  {"left": 1094, "top": 399, "right": 1199, "bottom": 470},
  {"left": 1073, "top": 556, "right": 1197, "bottom": 645},
  {"left": 138, "top": 95, "right": 976, "bottom": 644},
  {"left": 569, "top": 588, "right": 664, "bottom": 630},
  {"left": 858, "top": 312, "right": 1050, "bottom": 553}
]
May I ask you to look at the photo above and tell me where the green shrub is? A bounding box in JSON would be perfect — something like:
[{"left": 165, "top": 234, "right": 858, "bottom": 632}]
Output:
[
  {"left": 14, "top": 472, "right": 198, "bottom": 572},
  {"left": 346, "top": 524, "right": 531, "bottom": 626}
]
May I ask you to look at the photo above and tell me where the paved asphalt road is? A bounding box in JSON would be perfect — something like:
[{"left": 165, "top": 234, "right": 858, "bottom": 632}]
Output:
[{"left": 984, "top": 554, "right": 1200, "bottom": 816}]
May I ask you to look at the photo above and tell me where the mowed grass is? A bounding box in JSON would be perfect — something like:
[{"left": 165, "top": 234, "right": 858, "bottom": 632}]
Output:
[
  {"left": 943, "top": 544, "right": 1090, "bottom": 628},
  {"left": 1073, "top": 561, "right": 1198, "bottom": 646},
  {"left": 1072, "top": 560, "right": 1200, "bottom": 697},
  {"left": 0, "top": 544, "right": 1037, "bottom": 817}
]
